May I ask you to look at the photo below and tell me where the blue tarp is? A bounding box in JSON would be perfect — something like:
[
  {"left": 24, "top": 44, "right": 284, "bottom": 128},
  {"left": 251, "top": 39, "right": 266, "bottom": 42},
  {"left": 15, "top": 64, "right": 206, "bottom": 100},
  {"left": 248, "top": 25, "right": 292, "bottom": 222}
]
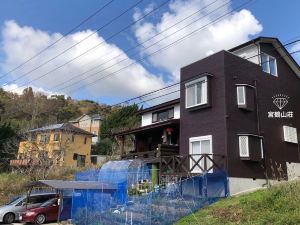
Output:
[{"left": 71, "top": 160, "right": 228, "bottom": 225}]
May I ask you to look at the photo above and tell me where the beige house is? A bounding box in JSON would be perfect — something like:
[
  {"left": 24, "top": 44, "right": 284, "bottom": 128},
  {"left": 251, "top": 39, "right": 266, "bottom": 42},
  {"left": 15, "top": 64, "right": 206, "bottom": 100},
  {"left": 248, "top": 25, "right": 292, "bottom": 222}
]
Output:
[
  {"left": 11, "top": 123, "right": 95, "bottom": 167},
  {"left": 69, "top": 114, "right": 102, "bottom": 145}
]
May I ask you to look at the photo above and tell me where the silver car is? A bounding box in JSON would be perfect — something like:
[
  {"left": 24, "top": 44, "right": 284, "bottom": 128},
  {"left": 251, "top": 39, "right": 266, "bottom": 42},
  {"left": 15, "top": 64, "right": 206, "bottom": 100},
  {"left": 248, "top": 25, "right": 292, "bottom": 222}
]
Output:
[{"left": 0, "top": 192, "right": 56, "bottom": 224}]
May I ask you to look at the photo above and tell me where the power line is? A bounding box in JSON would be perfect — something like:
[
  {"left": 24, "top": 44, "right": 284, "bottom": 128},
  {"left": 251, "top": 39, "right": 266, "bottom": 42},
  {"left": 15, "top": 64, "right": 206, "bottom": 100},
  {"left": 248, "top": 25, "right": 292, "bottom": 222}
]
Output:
[
  {"left": 53, "top": 0, "right": 229, "bottom": 93},
  {"left": 5, "top": 0, "right": 171, "bottom": 90},
  {"left": 112, "top": 48, "right": 300, "bottom": 107},
  {"left": 51, "top": 0, "right": 223, "bottom": 92},
  {"left": 0, "top": 0, "right": 115, "bottom": 80},
  {"left": 63, "top": 0, "right": 256, "bottom": 94},
  {"left": 0, "top": 45, "right": 299, "bottom": 144},
  {"left": 2, "top": 0, "right": 145, "bottom": 86}
]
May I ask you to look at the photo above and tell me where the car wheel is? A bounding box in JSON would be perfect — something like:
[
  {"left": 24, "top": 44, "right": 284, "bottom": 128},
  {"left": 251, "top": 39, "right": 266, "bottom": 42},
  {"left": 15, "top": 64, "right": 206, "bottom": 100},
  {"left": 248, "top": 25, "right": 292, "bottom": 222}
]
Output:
[
  {"left": 35, "top": 214, "right": 46, "bottom": 224},
  {"left": 3, "top": 212, "right": 15, "bottom": 224}
]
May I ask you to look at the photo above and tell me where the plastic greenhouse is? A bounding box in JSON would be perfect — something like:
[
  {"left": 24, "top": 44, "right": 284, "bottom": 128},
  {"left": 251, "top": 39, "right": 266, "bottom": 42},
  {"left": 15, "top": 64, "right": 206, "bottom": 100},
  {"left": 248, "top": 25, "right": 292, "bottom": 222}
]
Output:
[{"left": 71, "top": 159, "right": 228, "bottom": 225}]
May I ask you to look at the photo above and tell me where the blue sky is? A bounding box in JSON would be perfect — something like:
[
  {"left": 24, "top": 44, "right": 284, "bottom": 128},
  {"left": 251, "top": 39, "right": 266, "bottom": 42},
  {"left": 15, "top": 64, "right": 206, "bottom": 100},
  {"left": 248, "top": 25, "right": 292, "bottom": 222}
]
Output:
[{"left": 0, "top": 0, "right": 299, "bottom": 105}]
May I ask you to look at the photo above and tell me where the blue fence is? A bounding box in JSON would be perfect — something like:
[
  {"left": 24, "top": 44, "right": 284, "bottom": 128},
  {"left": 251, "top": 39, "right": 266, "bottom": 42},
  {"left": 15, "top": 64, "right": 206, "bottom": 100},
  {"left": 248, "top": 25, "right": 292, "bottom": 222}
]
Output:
[{"left": 71, "top": 160, "right": 228, "bottom": 225}]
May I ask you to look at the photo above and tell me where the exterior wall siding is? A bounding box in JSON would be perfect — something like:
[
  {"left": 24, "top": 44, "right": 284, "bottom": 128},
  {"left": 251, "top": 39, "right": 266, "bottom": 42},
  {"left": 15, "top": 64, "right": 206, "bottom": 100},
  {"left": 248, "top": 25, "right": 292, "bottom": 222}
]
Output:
[
  {"left": 180, "top": 51, "right": 227, "bottom": 158},
  {"left": 224, "top": 46, "right": 300, "bottom": 179},
  {"left": 179, "top": 46, "right": 300, "bottom": 180}
]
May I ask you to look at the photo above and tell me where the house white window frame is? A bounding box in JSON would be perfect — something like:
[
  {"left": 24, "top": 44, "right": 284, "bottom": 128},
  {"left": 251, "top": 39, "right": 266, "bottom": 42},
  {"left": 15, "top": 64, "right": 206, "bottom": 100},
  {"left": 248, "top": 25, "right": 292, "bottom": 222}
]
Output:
[
  {"left": 189, "top": 135, "right": 213, "bottom": 173},
  {"left": 261, "top": 52, "right": 278, "bottom": 76},
  {"left": 260, "top": 139, "right": 264, "bottom": 159},
  {"left": 185, "top": 76, "right": 208, "bottom": 109},
  {"left": 236, "top": 86, "right": 246, "bottom": 106},
  {"left": 239, "top": 136, "right": 250, "bottom": 157},
  {"left": 283, "top": 126, "right": 298, "bottom": 144}
]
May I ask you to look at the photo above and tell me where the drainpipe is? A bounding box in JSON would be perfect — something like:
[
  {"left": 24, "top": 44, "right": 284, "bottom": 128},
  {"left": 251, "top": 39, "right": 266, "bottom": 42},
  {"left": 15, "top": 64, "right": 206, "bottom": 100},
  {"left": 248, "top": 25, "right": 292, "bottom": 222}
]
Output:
[
  {"left": 254, "top": 78, "right": 268, "bottom": 186},
  {"left": 254, "top": 80, "right": 260, "bottom": 134}
]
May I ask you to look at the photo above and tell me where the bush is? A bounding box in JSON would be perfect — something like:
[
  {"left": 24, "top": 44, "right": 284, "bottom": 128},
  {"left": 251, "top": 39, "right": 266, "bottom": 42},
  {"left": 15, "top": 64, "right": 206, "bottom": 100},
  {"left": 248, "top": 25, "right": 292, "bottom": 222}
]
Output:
[{"left": 92, "top": 138, "right": 113, "bottom": 155}]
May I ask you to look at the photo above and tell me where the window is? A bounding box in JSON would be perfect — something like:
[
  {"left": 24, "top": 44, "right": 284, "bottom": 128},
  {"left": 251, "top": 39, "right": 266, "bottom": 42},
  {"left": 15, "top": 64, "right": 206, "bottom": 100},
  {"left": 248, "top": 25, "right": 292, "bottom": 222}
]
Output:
[
  {"left": 40, "top": 134, "right": 50, "bottom": 143},
  {"left": 53, "top": 132, "right": 59, "bottom": 141},
  {"left": 261, "top": 52, "right": 277, "bottom": 76},
  {"left": 283, "top": 126, "right": 298, "bottom": 144},
  {"left": 77, "top": 155, "right": 86, "bottom": 167},
  {"left": 239, "top": 136, "right": 249, "bottom": 157},
  {"left": 189, "top": 135, "right": 212, "bottom": 173},
  {"left": 238, "top": 135, "right": 263, "bottom": 160},
  {"left": 237, "top": 86, "right": 246, "bottom": 106},
  {"left": 236, "top": 84, "right": 255, "bottom": 110},
  {"left": 29, "top": 133, "right": 37, "bottom": 142},
  {"left": 71, "top": 135, "right": 75, "bottom": 142},
  {"left": 152, "top": 108, "right": 174, "bottom": 123},
  {"left": 84, "top": 137, "right": 87, "bottom": 144},
  {"left": 185, "top": 77, "right": 208, "bottom": 108},
  {"left": 260, "top": 139, "right": 264, "bottom": 159}
]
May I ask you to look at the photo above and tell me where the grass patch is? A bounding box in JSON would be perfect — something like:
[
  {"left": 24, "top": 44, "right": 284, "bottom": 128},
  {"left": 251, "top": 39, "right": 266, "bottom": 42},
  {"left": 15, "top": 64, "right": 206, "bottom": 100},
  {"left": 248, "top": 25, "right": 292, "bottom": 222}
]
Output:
[{"left": 175, "top": 181, "right": 300, "bottom": 225}]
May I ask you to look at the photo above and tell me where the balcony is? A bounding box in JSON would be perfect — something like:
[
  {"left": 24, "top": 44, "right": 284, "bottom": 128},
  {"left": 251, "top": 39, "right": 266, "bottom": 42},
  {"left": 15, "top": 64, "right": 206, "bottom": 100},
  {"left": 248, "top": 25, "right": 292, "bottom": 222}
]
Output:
[
  {"left": 159, "top": 153, "right": 226, "bottom": 176},
  {"left": 121, "top": 144, "right": 179, "bottom": 159},
  {"left": 10, "top": 158, "right": 38, "bottom": 167}
]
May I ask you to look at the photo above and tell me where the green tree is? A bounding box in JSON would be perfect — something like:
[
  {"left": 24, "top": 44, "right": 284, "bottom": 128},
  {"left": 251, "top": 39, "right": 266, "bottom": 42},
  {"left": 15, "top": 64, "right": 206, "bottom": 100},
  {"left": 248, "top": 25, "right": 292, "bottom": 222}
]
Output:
[
  {"left": 0, "top": 123, "right": 18, "bottom": 171},
  {"left": 97, "top": 104, "right": 140, "bottom": 155}
]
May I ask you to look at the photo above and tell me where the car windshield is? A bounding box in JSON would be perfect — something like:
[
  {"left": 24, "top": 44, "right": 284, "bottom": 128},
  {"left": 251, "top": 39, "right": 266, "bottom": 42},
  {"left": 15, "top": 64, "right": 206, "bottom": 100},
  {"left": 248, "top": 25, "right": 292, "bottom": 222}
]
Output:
[
  {"left": 6, "top": 196, "right": 24, "bottom": 205},
  {"left": 40, "top": 198, "right": 57, "bottom": 207}
]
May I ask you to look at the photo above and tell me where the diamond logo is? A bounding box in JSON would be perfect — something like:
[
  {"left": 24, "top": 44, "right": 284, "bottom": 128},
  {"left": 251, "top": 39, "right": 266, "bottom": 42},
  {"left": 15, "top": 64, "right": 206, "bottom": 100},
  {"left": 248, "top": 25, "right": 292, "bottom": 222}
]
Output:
[{"left": 272, "top": 94, "right": 289, "bottom": 110}]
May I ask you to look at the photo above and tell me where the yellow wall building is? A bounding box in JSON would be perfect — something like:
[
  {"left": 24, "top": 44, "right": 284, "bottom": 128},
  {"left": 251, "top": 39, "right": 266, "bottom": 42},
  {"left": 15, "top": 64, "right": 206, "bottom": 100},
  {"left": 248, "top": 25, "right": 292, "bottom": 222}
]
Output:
[{"left": 15, "top": 123, "right": 95, "bottom": 167}]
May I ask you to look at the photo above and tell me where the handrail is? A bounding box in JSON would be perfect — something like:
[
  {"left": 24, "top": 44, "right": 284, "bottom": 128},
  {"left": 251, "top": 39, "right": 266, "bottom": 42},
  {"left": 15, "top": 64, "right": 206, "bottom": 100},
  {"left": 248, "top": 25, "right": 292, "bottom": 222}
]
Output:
[{"left": 159, "top": 154, "right": 226, "bottom": 176}]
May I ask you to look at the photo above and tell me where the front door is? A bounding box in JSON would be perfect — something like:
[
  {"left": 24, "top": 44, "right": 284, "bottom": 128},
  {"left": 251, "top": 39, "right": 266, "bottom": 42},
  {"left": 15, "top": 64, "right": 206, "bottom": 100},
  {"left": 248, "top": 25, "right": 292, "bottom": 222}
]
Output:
[{"left": 189, "top": 135, "right": 212, "bottom": 173}]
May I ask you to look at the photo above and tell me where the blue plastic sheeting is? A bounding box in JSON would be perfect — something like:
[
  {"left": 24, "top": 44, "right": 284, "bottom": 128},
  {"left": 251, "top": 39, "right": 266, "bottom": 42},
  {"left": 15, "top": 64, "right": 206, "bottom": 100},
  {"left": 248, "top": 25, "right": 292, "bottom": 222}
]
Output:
[{"left": 71, "top": 160, "right": 228, "bottom": 225}]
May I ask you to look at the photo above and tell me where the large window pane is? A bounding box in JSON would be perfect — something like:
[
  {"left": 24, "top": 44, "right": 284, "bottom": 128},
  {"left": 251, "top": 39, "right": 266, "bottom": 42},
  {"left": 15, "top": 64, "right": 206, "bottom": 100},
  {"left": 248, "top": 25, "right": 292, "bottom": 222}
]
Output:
[
  {"left": 191, "top": 141, "right": 201, "bottom": 172},
  {"left": 168, "top": 108, "right": 174, "bottom": 119},
  {"left": 237, "top": 86, "right": 245, "bottom": 105},
  {"left": 186, "top": 84, "right": 196, "bottom": 107},
  {"left": 201, "top": 140, "right": 211, "bottom": 154},
  {"left": 191, "top": 141, "right": 200, "bottom": 154},
  {"left": 261, "top": 53, "right": 269, "bottom": 73},
  {"left": 157, "top": 110, "right": 168, "bottom": 121},
  {"left": 269, "top": 57, "right": 277, "bottom": 76},
  {"left": 201, "top": 81, "right": 207, "bottom": 104},
  {"left": 196, "top": 82, "right": 202, "bottom": 104}
]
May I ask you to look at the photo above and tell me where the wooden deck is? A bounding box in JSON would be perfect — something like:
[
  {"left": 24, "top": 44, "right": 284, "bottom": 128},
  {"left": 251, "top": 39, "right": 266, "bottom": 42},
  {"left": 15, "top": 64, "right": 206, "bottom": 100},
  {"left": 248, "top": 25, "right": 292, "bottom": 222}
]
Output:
[
  {"left": 159, "top": 153, "right": 226, "bottom": 176},
  {"left": 122, "top": 143, "right": 226, "bottom": 177},
  {"left": 121, "top": 144, "right": 179, "bottom": 159}
]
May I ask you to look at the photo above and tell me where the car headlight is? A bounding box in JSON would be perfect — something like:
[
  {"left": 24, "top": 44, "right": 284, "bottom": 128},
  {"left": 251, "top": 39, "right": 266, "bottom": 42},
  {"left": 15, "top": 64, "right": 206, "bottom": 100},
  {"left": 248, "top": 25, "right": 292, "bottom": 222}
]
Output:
[{"left": 25, "top": 212, "right": 36, "bottom": 216}]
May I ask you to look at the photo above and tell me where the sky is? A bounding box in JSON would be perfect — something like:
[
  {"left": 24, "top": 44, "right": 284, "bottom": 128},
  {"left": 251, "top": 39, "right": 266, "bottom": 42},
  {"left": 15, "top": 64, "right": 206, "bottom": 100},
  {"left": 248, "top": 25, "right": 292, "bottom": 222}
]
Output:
[{"left": 0, "top": 0, "right": 299, "bottom": 106}]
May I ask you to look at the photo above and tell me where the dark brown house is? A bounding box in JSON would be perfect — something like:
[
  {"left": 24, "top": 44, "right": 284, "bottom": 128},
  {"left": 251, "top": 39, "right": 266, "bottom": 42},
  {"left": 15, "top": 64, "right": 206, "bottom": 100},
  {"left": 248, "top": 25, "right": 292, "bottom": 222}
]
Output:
[{"left": 117, "top": 37, "right": 300, "bottom": 194}]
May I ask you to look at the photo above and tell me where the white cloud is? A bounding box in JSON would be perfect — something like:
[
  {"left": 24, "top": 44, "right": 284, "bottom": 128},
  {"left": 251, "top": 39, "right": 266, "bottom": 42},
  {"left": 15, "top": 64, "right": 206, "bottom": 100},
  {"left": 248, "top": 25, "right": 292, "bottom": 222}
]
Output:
[
  {"left": 0, "top": 20, "right": 165, "bottom": 99},
  {"left": 3, "top": 83, "right": 65, "bottom": 97},
  {"left": 133, "top": 0, "right": 263, "bottom": 81}
]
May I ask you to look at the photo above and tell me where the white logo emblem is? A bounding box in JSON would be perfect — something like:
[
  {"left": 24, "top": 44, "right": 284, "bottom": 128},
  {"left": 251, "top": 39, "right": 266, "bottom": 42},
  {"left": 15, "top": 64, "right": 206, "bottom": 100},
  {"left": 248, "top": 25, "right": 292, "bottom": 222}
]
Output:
[{"left": 272, "top": 94, "right": 289, "bottom": 110}]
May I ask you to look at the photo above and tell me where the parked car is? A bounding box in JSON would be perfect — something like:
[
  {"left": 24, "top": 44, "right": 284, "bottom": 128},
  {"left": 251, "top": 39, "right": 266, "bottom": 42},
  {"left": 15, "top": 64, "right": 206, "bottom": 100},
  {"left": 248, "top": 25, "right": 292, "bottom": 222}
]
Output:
[
  {"left": 20, "top": 198, "right": 59, "bottom": 224},
  {"left": 0, "top": 192, "right": 56, "bottom": 224}
]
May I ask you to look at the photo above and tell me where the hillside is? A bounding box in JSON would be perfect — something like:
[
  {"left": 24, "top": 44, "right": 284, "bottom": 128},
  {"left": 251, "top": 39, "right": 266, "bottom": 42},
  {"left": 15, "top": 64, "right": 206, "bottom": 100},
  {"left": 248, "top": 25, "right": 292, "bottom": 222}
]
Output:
[{"left": 176, "top": 181, "right": 300, "bottom": 225}]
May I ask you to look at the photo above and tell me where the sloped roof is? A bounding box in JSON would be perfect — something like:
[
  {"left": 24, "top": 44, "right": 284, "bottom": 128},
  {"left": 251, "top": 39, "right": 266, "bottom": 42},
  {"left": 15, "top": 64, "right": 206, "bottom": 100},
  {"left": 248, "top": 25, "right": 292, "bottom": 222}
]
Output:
[
  {"left": 138, "top": 98, "right": 180, "bottom": 115},
  {"left": 26, "top": 180, "right": 117, "bottom": 190},
  {"left": 29, "top": 123, "right": 96, "bottom": 136},
  {"left": 69, "top": 114, "right": 102, "bottom": 123},
  {"left": 229, "top": 36, "right": 300, "bottom": 78}
]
